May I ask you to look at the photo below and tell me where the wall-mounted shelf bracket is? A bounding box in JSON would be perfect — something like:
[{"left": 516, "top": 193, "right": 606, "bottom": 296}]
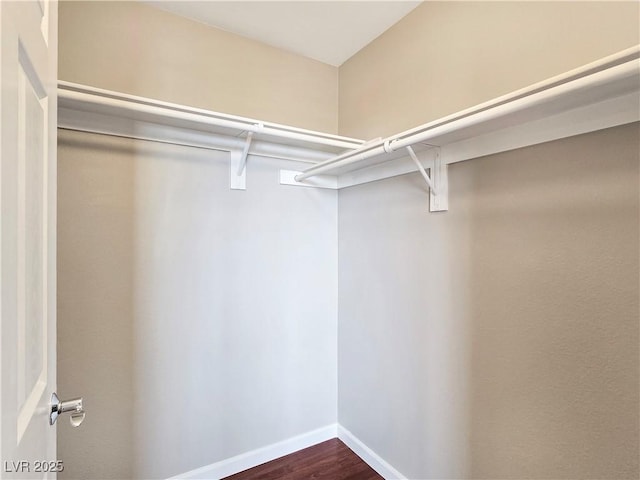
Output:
[
  {"left": 429, "top": 148, "right": 448, "bottom": 212},
  {"left": 406, "top": 146, "right": 448, "bottom": 212},
  {"left": 406, "top": 146, "right": 437, "bottom": 193},
  {"left": 230, "top": 126, "right": 260, "bottom": 190},
  {"left": 237, "top": 131, "right": 254, "bottom": 176},
  {"left": 229, "top": 150, "right": 246, "bottom": 190}
]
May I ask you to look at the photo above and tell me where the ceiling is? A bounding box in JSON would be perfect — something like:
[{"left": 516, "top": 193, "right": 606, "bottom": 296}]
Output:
[{"left": 143, "top": 1, "right": 422, "bottom": 66}]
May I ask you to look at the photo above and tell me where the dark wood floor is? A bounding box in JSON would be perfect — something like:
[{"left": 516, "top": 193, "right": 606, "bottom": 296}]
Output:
[{"left": 223, "top": 438, "right": 383, "bottom": 480}]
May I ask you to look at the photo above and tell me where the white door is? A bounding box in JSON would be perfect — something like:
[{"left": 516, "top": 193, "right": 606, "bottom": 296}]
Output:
[{"left": 1, "top": 0, "right": 58, "bottom": 478}]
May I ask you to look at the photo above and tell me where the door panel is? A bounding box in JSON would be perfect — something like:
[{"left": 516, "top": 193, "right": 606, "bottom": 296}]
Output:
[
  {"left": 16, "top": 46, "right": 48, "bottom": 444},
  {"left": 1, "top": 1, "right": 57, "bottom": 477}
]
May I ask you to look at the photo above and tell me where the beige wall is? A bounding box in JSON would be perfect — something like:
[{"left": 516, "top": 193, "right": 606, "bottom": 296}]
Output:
[
  {"left": 337, "top": 3, "right": 639, "bottom": 479},
  {"left": 57, "top": 2, "right": 640, "bottom": 479},
  {"left": 338, "top": 1, "right": 640, "bottom": 138},
  {"left": 338, "top": 124, "right": 639, "bottom": 479},
  {"left": 59, "top": 1, "right": 339, "bottom": 133}
]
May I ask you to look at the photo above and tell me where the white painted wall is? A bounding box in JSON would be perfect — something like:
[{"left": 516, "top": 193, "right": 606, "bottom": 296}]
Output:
[{"left": 57, "top": 130, "right": 338, "bottom": 479}]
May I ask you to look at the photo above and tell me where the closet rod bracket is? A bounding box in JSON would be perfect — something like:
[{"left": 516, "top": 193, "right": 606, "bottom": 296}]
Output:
[
  {"left": 406, "top": 145, "right": 448, "bottom": 212},
  {"left": 230, "top": 150, "right": 246, "bottom": 190},
  {"left": 237, "top": 131, "right": 254, "bottom": 176},
  {"left": 230, "top": 125, "right": 262, "bottom": 190},
  {"left": 406, "top": 146, "right": 437, "bottom": 194},
  {"left": 429, "top": 148, "right": 448, "bottom": 212}
]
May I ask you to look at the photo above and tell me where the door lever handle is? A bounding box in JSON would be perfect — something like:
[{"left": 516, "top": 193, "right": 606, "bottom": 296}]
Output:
[{"left": 49, "top": 393, "right": 85, "bottom": 427}]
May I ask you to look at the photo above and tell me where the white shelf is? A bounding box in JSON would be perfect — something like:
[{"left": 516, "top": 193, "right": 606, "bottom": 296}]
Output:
[
  {"left": 294, "top": 46, "right": 640, "bottom": 191},
  {"left": 57, "top": 81, "right": 365, "bottom": 164},
  {"left": 58, "top": 46, "right": 639, "bottom": 207}
]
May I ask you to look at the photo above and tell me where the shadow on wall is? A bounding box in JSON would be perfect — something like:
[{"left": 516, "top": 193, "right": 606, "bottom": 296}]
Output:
[
  {"left": 465, "top": 124, "right": 640, "bottom": 479},
  {"left": 57, "top": 134, "right": 136, "bottom": 480}
]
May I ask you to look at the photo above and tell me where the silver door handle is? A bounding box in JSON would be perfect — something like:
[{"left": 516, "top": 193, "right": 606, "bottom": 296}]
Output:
[{"left": 49, "top": 393, "right": 85, "bottom": 427}]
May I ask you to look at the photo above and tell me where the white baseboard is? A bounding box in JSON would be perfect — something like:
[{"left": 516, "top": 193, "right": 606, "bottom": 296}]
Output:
[
  {"left": 337, "top": 425, "right": 407, "bottom": 480},
  {"left": 167, "top": 423, "right": 406, "bottom": 480},
  {"left": 167, "top": 424, "right": 338, "bottom": 479}
]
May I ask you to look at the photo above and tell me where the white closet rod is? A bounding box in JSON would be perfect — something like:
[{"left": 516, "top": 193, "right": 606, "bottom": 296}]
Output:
[
  {"left": 58, "top": 81, "right": 364, "bottom": 151},
  {"left": 295, "top": 45, "right": 640, "bottom": 181}
]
